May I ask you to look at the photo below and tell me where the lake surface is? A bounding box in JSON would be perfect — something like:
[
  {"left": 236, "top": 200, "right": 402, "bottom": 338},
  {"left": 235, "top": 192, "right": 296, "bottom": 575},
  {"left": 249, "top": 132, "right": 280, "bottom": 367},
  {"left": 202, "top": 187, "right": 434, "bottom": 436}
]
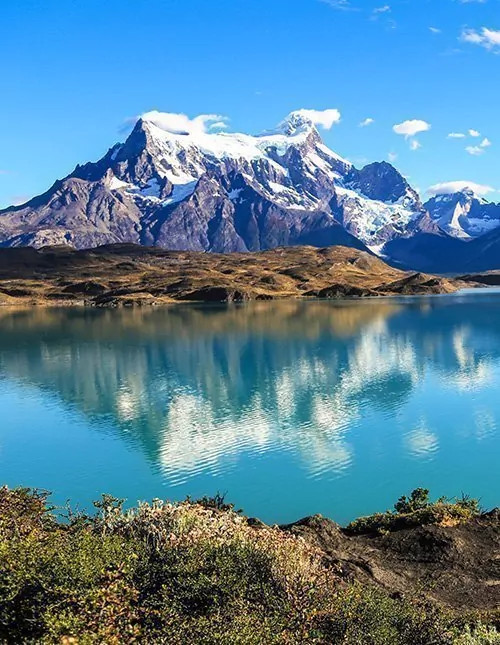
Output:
[{"left": 0, "top": 293, "right": 499, "bottom": 525}]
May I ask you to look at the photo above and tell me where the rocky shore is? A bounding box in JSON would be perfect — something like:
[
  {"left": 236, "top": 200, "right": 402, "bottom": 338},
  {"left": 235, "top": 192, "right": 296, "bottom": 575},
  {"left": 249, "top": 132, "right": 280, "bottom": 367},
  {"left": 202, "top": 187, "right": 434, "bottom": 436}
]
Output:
[
  {"left": 286, "top": 509, "right": 500, "bottom": 612},
  {"left": 0, "top": 243, "right": 467, "bottom": 307}
]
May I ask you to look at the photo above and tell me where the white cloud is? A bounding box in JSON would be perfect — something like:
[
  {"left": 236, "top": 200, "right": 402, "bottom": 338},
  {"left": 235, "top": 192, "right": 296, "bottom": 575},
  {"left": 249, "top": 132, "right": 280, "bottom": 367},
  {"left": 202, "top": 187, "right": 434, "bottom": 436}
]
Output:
[
  {"left": 410, "top": 139, "right": 422, "bottom": 151},
  {"left": 292, "top": 108, "right": 341, "bottom": 129},
  {"left": 393, "top": 119, "right": 431, "bottom": 138},
  {"left": 320, "top": 0, "right": 355, "bottom": 10},
  {"left": 209, "top": 121, "right": 229, "bottom": 130},
  {"left": 359, "top": 117, "right": 374, "bottom": 127},
  {"left": 448, "top": 132, "right": 466, "bottom": 138},
  {"left": 429, "top": 27, "right": 442, "bottom": 34},
  {"left": 466, "top": 145, "right": 485, "bottom": 155},
  {"left": 461, "top": 27, "right": 500, "bottom": 51},
  {"left": 373, "top": 5, "right": 391, "bottom": 13},
  {"left": 466, "top": 137, "right": 492, "bottom": 155},
  {"left": 140, "top": 111, "right": 228, "bottom": 135},
  {"left": 469, "top": 129, "right": 481, "bottom": 137},
  {"left": 388, "top": 152, "right": 398, "bottom": 163},
  {"left": 427, "top": 181, "right": 496, "bottom": 197}
]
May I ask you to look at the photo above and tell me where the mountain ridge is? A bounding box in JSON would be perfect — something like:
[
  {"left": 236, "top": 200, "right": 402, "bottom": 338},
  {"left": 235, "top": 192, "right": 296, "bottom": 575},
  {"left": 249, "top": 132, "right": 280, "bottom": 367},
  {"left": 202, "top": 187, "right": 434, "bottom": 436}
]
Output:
[{"left": 1, "top": 111, "right": 499, "bottom": 272}]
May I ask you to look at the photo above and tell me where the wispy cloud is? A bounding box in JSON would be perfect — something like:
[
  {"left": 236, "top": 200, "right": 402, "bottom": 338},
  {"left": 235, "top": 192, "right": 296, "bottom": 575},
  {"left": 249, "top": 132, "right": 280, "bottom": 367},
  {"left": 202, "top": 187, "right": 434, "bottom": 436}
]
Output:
[
  {"left": 209, "top": 121, "right": 228, "bottom": 130},
  {"left": 448, "top": 132, "right": 466, "bottom": 138},
  {"left": 359, "top": 117, "right": 374, "bottom": 127},
  {"left": 427, "top": 181, "right": 495, "bottom": 197},
  {"left": 388, "top": 152, "right": 398, "bottom": 163},
  {"left": 429, "top": 27, "right": 442, "bottom": 34},
  {"left": 373, "top": 4, "right": 391, "bottom": 14},
  {"left": 461, "top": 27, "right": 500, "bottom": 51},
  {"left": 410, "top": 139, "right": 422, "bottom": 151},
  {"left": 465, "top": 145, "right": 484, "bottom": 155},
  {"left": 140, "top": 111, "right": 228, "bottom": 135},
  {"left": 319, "top": 0, "right": 357, "bottom": 10},
  {"left": 288, "top": 108, "right": 342, "bottom": 129}
]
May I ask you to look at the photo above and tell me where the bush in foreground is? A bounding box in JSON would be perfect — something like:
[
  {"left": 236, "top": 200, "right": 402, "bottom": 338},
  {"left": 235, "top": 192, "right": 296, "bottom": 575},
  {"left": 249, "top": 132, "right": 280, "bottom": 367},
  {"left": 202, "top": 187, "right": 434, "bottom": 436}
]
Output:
[
  {"left": 346, "top": 488, "right": 481, "bottom": 535},
  {"left": 0, "top": 486, "right": 496, "bottom": 644}
]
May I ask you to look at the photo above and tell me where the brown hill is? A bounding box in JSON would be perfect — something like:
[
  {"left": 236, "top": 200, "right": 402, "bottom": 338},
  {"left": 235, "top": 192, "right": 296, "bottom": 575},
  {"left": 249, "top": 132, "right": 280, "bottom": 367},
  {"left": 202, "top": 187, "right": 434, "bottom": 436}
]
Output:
[{"left": 0, "top": 244, "right": 465, "bottom": 307}]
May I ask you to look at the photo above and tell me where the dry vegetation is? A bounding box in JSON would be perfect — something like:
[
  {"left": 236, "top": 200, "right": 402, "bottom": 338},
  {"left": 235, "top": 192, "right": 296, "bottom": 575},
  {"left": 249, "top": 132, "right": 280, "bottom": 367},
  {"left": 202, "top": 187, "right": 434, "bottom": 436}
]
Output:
[
  {"left": 0, "top": 244, "right": 464, "bottom": 307},
  {"left": 0, "top": 487, "right": 498, "bottom": 644}
]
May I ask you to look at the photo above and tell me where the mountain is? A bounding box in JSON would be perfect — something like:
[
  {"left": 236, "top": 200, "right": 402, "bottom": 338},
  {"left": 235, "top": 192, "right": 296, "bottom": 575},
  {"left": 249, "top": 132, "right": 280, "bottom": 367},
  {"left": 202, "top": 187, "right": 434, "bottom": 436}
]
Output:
[
  {"left": 0, "top": 111, "right": 425, "bottom": 256},
  {"left": 2, "top": 110, "right": 500, "bottom": 273},
  {"left": 424, "top": 188, "right": 500, "bottom": 240}
]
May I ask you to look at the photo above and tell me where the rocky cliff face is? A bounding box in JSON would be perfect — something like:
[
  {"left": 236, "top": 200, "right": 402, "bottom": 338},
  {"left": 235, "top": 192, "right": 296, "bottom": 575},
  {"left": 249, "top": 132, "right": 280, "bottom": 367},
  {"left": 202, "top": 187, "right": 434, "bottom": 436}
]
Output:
[
  {"left": 424, "top": 188, "right": 500, "bottom": 240},
  {"left": 0, "top": 111, "right": 425, "bottom": 256}
]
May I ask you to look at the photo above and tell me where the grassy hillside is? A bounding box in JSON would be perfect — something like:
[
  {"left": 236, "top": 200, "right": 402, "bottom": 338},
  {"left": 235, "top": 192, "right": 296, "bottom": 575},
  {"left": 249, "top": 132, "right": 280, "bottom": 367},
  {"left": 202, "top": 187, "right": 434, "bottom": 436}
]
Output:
[
  {"left": 0, "top": 487, "right": 498, "bottom": 643},
  {"left": 0, "top": 244, "right": 463, "bottom": 307}
]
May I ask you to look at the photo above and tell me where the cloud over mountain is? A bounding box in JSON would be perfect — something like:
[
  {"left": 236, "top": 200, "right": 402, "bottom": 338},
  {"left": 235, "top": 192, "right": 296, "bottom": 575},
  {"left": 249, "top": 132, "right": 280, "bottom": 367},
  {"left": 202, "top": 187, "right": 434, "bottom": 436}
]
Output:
[
  {"left": 427, "top": 181, "right": 496, "bottom": 197},
  {"left": 140, "top": 111, "right": 228, "bottom": 135}
]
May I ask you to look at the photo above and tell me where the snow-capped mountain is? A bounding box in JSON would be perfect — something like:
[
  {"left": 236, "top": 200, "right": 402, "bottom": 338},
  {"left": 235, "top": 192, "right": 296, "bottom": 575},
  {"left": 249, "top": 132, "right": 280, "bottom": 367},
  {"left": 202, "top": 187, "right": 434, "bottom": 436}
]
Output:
[
  {"left": 3, "top": 109, "right": 500, "bottom": 272},
  {"left": 0, "top": 111, "right": 425, "bottom": 254},
  {"left": 424, "top": 188, "right": 500, "bottom": 240}
]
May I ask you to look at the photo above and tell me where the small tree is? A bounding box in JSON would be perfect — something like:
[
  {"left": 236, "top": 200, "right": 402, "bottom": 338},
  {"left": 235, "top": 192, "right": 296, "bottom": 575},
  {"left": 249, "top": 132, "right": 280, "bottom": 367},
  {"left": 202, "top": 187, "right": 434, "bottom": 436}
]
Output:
[{"left": 394, "top": 488, "right": 430, "bottom": 515}]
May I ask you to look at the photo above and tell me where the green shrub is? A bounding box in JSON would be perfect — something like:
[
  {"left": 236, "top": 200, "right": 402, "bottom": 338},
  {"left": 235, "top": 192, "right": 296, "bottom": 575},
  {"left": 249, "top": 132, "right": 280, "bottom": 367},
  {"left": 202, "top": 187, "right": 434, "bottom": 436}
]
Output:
[
  {"left": 0, "top": 486, "right": 493, "bottom": 644},
  {"left": 394, "top": 487, "right": 431, "bottom": 514},
  {"left": 347, "top": 488, "right": 481, "bottom": 535},
  {"left": 454, "top": 624, "right": 500, "bottom": 644}
]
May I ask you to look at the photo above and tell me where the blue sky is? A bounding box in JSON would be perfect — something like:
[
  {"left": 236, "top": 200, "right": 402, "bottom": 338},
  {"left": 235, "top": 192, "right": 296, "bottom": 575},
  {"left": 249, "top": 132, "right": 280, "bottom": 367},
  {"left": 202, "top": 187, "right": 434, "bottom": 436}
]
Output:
[{"left": 1, "top": 0, "right": 499, "bottom": 208}]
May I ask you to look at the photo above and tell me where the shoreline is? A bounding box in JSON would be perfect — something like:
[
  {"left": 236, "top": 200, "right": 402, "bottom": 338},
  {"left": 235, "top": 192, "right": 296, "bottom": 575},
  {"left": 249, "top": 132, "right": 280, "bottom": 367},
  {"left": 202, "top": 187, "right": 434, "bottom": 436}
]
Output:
[
  {"left": 0, "top": 243, "right": 472, "bottom": 308},
  {"left": 0, "top": 286, "right": 491, "bottom": 309}
]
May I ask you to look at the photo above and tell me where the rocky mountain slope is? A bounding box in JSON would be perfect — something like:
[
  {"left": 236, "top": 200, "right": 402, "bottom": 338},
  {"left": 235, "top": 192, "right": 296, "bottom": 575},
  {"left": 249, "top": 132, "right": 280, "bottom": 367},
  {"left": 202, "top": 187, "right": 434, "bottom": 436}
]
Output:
[
  {"left": 0, "top": 111, "right": 425, "bottom": 253},
  {"left": 1, "top": 111, "right": 500, "bottom": 273},
  {"left": 424, "top": 188, "right": 500, "bottom": 240},
  {"left": 0, "top": 244, "right": 463, "bottom": 307}
]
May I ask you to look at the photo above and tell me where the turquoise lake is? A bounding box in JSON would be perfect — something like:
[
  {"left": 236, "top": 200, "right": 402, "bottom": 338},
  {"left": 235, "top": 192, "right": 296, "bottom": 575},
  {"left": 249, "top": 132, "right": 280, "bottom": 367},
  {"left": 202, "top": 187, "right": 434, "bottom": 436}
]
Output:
[{"left": 0, "top": 292, "right": 499, "bottom": 525}]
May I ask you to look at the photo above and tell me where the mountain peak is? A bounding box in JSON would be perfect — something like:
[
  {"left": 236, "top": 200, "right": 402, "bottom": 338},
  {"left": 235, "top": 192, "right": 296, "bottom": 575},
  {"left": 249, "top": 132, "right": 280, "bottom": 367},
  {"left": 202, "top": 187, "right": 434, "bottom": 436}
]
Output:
[
  {"left": 0, "top": 109, "right": 429, "bottom": 260},
  {"left": 275, "top": 110, "right": 319, "bottom": 136},
  {"left": 424, "top": 187, "right": 500, "bottom": 240}
]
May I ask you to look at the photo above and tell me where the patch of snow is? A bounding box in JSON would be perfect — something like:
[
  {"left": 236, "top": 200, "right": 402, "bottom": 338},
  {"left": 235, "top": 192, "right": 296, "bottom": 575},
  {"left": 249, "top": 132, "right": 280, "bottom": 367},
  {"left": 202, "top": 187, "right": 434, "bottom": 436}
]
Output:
[
  {"left": 141, "top": 119, "right": 349, "bottom": 183},
  {"left": 110, "top": 145, "right": 122, "bottom": 162},
  {"left": 317, "top": 143, "right": 351, "bottom": 167},
  {"left": 307, "top": 152, "right": 341, "bottom": 180},
  {"left": 108, "top": 176, "right": 132, "bottom": 191},
  {"left": 335, "top": 185, "right": 420, "bottom": 245},
  {"left": 367, "top": 243, "right": 387, "bottom": 257},
  {"left": 163, "top": 181, "right": 198, "bottom": 206},
  {"left": 140, "top": 178, "right": 162, "bottom": 199},
  {"left": 228, "top": 188, "right": 243, "bottom": 201},
  {"left": 264, "top": 181, "right": 319, "bottom": 211},
  {"left": 467, "top": 217, "right": 500, "bottom": 235}
]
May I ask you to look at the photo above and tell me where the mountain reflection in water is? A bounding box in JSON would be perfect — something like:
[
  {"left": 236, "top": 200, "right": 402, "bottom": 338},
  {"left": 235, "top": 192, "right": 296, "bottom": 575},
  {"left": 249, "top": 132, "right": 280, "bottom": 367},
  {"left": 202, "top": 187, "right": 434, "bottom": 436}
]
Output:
[{"left": 0, "top": 295, "right": 499, "bottom": 524}]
